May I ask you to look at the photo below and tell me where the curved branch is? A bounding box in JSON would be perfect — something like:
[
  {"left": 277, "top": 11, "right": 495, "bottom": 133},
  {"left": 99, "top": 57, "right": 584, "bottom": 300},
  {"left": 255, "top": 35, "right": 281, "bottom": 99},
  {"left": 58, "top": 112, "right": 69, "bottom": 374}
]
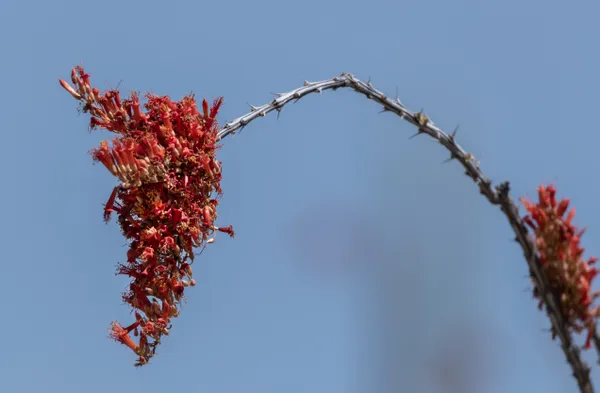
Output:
[{"left": 217, "top": 73, "right": 594, "bottom": 393}]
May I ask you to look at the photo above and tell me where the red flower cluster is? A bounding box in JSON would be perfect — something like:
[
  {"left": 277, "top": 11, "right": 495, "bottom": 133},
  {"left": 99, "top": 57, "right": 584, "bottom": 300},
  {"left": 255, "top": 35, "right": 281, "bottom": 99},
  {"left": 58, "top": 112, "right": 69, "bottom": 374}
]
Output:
[
  {"left": 60, "top": 66, "right": 234, "bottom": 366},
  {"left": 520, "top": 185, "right": 599, "bottom": 348}
]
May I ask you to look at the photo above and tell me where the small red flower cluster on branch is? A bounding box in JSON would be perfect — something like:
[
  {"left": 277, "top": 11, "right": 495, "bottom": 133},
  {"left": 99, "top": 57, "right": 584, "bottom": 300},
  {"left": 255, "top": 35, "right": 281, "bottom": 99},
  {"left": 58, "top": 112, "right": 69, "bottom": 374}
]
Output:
[
  {"left": 60, "top": 66, "right": 234, "bottom": 366},
  {"left": 520, "top": 185, "right": 600, "bottom": 349}
]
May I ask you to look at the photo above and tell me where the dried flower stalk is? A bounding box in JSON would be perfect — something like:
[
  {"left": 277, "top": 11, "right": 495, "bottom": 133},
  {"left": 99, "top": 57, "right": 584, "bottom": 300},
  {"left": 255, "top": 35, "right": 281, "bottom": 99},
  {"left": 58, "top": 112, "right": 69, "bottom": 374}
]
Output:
[{"left": 215, "top": 73, "right": 598, "bottom": 393}]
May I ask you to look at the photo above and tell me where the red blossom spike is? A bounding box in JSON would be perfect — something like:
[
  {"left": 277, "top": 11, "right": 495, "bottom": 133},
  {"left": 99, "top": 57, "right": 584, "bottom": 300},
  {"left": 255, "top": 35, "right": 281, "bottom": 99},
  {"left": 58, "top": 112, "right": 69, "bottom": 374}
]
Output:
[
  {"left": 60, "top": 66, "right": 233, "bottom": 366},
  {"left": 520, "top": 185, "right": 599, "bottom": 350}
]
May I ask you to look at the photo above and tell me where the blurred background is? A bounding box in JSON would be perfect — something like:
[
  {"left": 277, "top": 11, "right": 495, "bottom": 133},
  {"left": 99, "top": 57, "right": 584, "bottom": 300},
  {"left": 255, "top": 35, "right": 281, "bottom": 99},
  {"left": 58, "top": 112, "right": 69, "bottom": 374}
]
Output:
[{"left": 2, "top": 0, "right": 600, "bottom": 392}]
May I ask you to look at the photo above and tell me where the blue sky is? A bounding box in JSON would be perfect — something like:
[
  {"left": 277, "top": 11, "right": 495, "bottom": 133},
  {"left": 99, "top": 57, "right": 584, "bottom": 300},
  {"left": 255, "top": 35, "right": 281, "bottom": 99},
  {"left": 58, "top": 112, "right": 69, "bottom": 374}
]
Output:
[{"left": 2, "top": 0, "right": 600, "bottom": 392}]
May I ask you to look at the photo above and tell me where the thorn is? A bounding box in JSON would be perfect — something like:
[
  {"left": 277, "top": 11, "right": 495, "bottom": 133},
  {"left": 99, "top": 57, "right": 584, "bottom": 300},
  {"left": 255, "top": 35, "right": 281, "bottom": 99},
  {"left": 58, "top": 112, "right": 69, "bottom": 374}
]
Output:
[
  {"left": 293, "top": 98, "right": 301, "bottom": 104},
  {"left": 248, "top": 103, "right": 260, "bottom": 111},
  {"left": 276, "top": 107, "right": 282, "bottom": 120},
  {"left": 303, "top": 80, "right": 313, "bottom": 86},
  {"left": 378, "top": 107, "right": 390, "bottom": 114},
  {"left": 367, "top": 76, "right": 372, "bottom": 87},
  {"left": 316, "top": 87, "right": 322, "bottom": 93},
  {"left": 449, "top": 124, "right": 459, "bottom": 141},
  {"left": 239, "top": 125, "right": 246, "bottom": 133},
  {"left": 521, "top": 286, "right": 531, "bottom": 293},
  {"left": 441, "top": 153, "right": 457, "bottom": 164},
  {"left": 409, "top": 129, "right": 426, "bottom": 139}
]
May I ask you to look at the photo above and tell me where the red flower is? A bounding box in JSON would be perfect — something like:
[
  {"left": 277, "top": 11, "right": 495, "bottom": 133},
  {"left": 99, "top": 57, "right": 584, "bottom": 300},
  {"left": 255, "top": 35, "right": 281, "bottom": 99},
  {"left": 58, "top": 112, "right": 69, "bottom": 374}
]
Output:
[
  {"left": 109, "top": 321, "right": 139, "bottom": 352},
  {"left": 60, "top": 66, "right": 234, "bottom": 366},
  {"left": 520, "top": 185, "right": 600, "bottom": 348}
]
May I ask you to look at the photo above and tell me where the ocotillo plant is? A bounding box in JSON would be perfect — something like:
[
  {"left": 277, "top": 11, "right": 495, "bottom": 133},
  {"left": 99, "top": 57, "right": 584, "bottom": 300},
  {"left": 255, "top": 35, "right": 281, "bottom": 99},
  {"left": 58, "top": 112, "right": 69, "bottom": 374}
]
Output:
[{"left": 60, "top": 66, "right": 599, "bottom": 393}]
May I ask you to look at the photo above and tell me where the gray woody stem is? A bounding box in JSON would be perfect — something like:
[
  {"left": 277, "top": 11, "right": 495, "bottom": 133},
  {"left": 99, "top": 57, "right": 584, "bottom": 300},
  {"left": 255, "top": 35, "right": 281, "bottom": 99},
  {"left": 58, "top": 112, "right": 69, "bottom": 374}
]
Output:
[{"left": 216, "top": 73, "right": 595, "bottom": 393}]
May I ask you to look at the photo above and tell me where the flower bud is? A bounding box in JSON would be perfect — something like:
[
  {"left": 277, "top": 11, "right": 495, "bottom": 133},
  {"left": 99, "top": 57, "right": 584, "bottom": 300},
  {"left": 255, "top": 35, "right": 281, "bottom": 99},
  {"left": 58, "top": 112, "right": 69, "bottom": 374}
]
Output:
[{"left": 59, "top": 79, "right": 82, "bottom": 100}]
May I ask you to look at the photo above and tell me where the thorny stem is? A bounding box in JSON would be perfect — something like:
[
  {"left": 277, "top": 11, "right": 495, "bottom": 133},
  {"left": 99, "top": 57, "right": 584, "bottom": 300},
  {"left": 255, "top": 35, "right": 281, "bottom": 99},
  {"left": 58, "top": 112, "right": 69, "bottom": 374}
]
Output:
[{"left": 216, "top": 73, "right": 595, "bottom": 393}]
